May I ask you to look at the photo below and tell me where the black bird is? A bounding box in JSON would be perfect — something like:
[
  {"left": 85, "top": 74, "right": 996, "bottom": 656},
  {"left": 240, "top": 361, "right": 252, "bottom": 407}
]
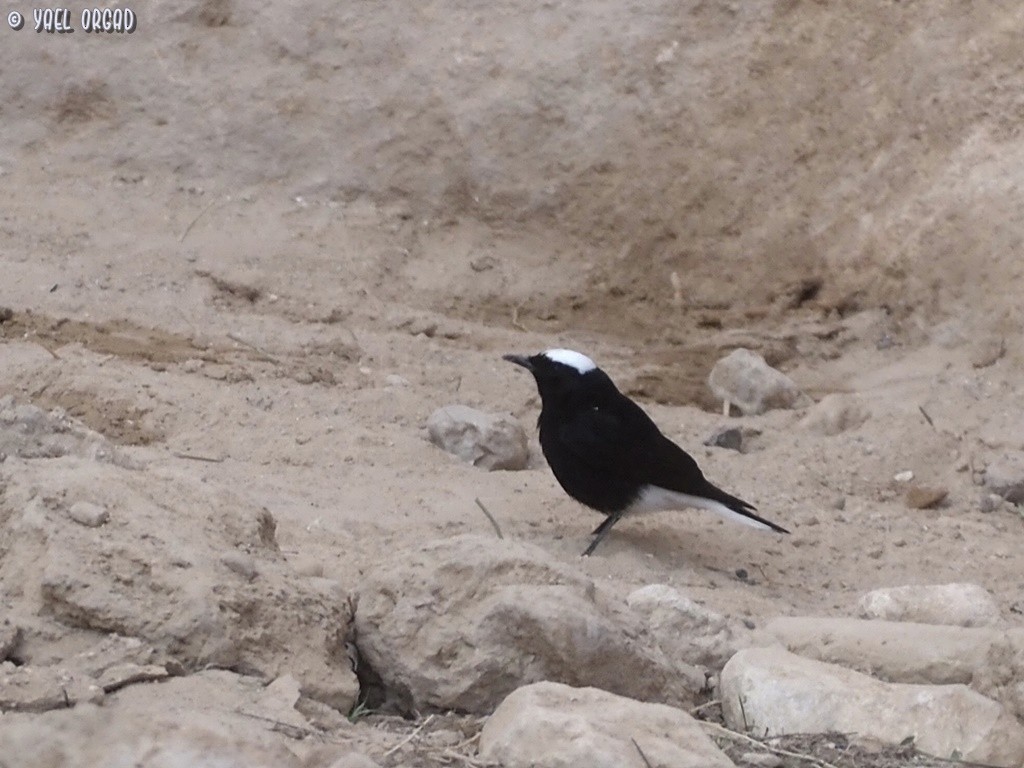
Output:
[{"left": 504, "top": 348, "right": 788, "bottom": 556}]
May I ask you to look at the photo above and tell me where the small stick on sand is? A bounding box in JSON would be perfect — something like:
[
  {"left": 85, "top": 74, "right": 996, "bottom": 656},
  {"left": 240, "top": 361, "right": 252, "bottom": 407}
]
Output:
[
  {"left": 173, "top": 451, "right": 225, "bottom": 463},
  {"left": 918, "top": 405, "right": 935, "bottom": 429},
  {"left": 474, "top": 497, "right": 504, "bottom": 539},
  {"left": 700, "top": 720, "right": 842, "bottom": 768},
  {"left": 632, "top": 738, "right": 654, "bottom": 768},
  {"left": 179, "top": 199, "right": 217, "bottom": 243}
]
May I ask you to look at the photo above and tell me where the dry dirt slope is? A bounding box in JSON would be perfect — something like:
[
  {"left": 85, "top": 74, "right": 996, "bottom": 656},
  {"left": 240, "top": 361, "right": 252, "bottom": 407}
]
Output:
[{"left": 1, "top": 1, "right": 1023, "bottom": 766}]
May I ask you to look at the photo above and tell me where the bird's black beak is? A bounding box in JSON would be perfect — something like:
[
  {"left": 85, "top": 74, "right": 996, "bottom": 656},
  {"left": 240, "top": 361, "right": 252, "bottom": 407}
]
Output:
[{"left": 503, "top": 354, "right": 534, "bottom": 372}]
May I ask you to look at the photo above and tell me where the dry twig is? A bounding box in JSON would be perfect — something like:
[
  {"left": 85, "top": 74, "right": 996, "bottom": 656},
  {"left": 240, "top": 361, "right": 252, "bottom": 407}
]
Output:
[
  {"left": 700, "top": 720, "right": 841, "bottom": 768},
  {"left": 382, "top": 713, "right": 435, "bottom": 758},
  {"left": 474, "top": 498, "right": 504, "bottom": 539}
]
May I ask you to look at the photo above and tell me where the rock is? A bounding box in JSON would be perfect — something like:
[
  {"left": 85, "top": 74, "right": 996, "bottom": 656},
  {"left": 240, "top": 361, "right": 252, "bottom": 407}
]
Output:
[
  {"left": 626, "top": 584, "right": 744, "bottom": 670},
  {"left": 703, "top": 426, "right": 743, "bottom": 452},
  {"left": 479, "top": 681, "right": 734, "bottom": 768},
  {"left": 980, "top": 493, "right": 1005, "bottom": 513},
  {"left": 96, "top": 663, "right": 169, "bottom": 692},
  {"left": 0, "top": 619, "right": 19, "bottom": 660},
  {"left": 426, "top": 405, "right": 529, "bottom": 470},
  {"left": 707, "top": 348, "right": 811, "bottom": 415},
  {"left": 253, "top": 674, "right": 309, "bottom": 732},
  {"left": 893, "top": 470, "right": 914, "bottom": 483},
  {"left": 67, "top": 501, "right": 110, "bottom": 527},
  {"left": 1, "top": 458, "right": 358, "bottom": 714},
  {"left": 354, "top": 535, "right": 701, "bottom": 714},
  {"left": 720, "top": 647, "right": 1024, "bottom": 767},
  {"left": 904, "top": 485, "right": 948, "bottom": 509},
  {"left": 761, "top": 617, "right": 1001, "bottom": 686},
  {"left": 0, "top": 399, "right": 121, "bottom": 463},
  {"left": 857, "top": 583, "right": 1002, "bottom": 627},
  {"left": 221, "top": 552, "right": 259, "bottom": 581},
  {"left": 0, "top": 662, "right": 103, "bottom": 712},
  {"left": 0, "top": 670, "right": 304, "bottom": 768},
  {"left": 984, "top": 452, "right": 1024, "bottom": 504},
  {"left": 970, "top": 336, "right": 1005, "bottom": 368},
  {"left": 327, "top": 756, "right": 382, "bottom": 768},
  {"left": 739, "top": 754, "right": 783, "bottom": 768},
  {"left": 798, "top": 394, "right": 869, "bottom": 436}
]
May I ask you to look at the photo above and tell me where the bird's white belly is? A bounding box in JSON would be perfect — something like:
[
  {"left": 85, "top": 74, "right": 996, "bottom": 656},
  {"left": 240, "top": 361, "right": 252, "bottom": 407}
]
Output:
[{"left": 627, "top": 484, "right": 772, "bottom": 531}]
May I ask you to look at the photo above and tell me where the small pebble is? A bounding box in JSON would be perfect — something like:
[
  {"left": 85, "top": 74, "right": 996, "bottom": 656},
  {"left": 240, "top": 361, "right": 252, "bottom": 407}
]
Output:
[
  {"left": 979, "top": 493, "right": 1003, "bottom": 514},
  {"left": 739, "top": 753, "right": 783, "bottom": 768},
  {"left": 221, "top": 553, "right": 258, "bottom": 581},
  {"left": 735, "top": 568, "right": 749, "bottom": 581},
  {"left": 833, "top": 496, "right": 846, "bottom": 511},
  {"left": 905, "top": 486, "right": 948, "bottom": 510},
  {"left": 893, "top": 470, "right": 914, "bottom": 483},
  {"left": 703, "top": 426, "right": 742, "bottom": 452},
  {"left": 67, "top": 501, "right": 109, "bottom": 528}
]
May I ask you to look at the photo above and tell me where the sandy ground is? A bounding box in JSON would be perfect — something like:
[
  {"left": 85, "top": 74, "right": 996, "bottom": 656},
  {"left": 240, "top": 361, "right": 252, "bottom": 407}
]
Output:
[{"left": 2, "top": 1, "right": 1024, "bottom": 765}]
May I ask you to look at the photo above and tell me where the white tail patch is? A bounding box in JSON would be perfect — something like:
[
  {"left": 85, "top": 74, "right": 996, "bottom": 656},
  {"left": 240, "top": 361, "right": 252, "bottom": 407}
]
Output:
[
  {"left": 629, "top": 485, "right": 772, "bottom": 531},
  {"left": 543, "top": 348, "right": 597, "bottom": 374}
]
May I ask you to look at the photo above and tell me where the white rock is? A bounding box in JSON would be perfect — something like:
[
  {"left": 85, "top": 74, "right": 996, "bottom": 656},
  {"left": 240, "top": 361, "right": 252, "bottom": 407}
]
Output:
[
  {"left": 67, "top": 501, "right": 110, "bottom": 528},
  {"left": 893, "top": 470, "right": 914, "bottom": 483},
  {"left": 426, "top": 405, "right": 529, "bottom": 470},
  {"left": 327, "top": 755, "right": 382, "bottom": 768},
  {"left": 798, "top": 393, "right": 869, "bottom": 436},
  {"left": 479, "top": 681, "right": 735, "bottom": 768},
  {"left": 857, "top": 583, "right": 1002, "bottom": 627},
  {"left": 720, "top": 647, "right": 1024, "bottom": 767},
  {"left": 761, "top": 617, "right": 1001, "bottom": 686},
  {"left": 354, "top": 535, "right": 701, "bottom": 714},
  {"left": 707, "top": 349, "right": 811, "bottom": 416},
  {"left": 626, "top": 584, "right": 743, "bottom": 670},
  {"left": 984, "top": 452, "right": 1024, "bottom": 504}
]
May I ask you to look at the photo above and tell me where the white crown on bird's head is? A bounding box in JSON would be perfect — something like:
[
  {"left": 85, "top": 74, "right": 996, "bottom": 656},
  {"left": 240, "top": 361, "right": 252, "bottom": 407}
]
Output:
[{"left": 542, "top": 349, "right": 596, "bottom": 374}]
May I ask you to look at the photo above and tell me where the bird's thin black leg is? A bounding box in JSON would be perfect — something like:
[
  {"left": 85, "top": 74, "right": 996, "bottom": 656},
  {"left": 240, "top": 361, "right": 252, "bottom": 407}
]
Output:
[{"left": 582, "top": 511, "right": 626, "bottom": 557}]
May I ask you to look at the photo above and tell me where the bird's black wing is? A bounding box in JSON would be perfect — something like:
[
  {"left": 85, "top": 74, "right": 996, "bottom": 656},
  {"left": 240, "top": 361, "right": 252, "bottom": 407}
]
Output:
[{"left": 556, "top": 394, "right": 672, "bottom": 480}]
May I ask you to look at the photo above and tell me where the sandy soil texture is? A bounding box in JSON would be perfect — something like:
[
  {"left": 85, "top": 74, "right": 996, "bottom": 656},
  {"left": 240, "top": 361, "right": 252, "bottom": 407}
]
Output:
[{"left": 1, "top": 1, "right": 1023, "bottom": 766}]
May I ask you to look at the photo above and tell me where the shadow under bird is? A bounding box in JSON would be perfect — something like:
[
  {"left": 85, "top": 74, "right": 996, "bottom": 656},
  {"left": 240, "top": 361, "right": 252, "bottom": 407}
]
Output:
[{"left": 504, "top": 348, "right": 789, "bottom": 556}]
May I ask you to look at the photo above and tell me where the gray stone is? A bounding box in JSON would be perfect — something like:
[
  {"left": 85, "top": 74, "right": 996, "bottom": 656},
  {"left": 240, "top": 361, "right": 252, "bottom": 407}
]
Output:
[
  {"left": 798, "top": 393, "right": 869, "bottom": 436},
  {"left": 426, "top": 405, "right": 529, "bottom": 470},
  {"left": 707, "top": 349, "right": 811, "bottom": 416},
  {"left": 479, "top": 681, "right": 735, "bottom": 768},
  {"left": 704, "top": 426, "right": 743, "bottom": 452},
  {"left": 857, "top": 583, "right": 1002, "bottom": 627},
  {"left": 67, "top": 501, "right": 109, "bottom": 528},
  {"left": 984, "top": 452, "right": 1024, "bottom": 504},
  {"left": 627, "top": 584, "right": 744, "bottom": 670},
  {"left": 0, "top": 400, "right": 120, "bottom": 463},
  {"left": 720, "top": 647, "right": 1024, "bottom": 767},
  {"left": 354, "top": 535, "right": 701, "bottom": 714}
]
